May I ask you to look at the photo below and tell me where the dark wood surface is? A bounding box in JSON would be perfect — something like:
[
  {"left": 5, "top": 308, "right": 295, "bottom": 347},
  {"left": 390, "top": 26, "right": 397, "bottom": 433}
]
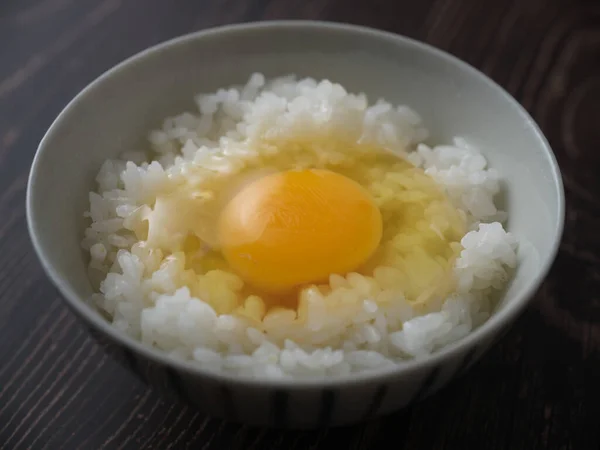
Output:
[{"left": 0, "top": 0, "right": 599, "bottom": 448}]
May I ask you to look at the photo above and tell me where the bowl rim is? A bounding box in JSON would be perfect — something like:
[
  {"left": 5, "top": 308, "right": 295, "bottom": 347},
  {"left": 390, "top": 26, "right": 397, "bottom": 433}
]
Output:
[{"left": 26, "top": 19, "right": 565, "bottom": 389}]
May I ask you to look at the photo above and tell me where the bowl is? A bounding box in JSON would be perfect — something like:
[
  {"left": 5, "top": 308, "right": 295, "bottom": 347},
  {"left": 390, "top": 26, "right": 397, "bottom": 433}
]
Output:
[{"left": 27, "top": 21, "right": 564, "bottom": 428}]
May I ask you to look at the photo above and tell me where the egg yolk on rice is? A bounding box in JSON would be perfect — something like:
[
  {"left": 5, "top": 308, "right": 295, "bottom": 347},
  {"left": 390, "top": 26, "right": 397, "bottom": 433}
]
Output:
[
  {"left": 142, "top": 137, "right": 467, "bottom": 321},
  {"left": 218, "top": 169, "right": 383, "bottom": 293}
]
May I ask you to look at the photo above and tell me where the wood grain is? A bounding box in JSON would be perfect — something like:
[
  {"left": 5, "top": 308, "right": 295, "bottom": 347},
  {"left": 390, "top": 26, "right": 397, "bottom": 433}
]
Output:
[{"left": 1, "top": 0, "right": 599, "bottom": 448}]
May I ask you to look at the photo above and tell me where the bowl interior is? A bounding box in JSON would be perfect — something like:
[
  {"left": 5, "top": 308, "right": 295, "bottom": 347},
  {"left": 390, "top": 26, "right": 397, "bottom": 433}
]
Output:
[{"left": 28, "top": 22, "right": 563, "bottom": 373}]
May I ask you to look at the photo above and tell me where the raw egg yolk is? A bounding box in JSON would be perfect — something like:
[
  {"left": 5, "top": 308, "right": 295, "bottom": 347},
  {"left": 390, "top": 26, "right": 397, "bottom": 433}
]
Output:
[{"left": 217, "top": 169, "right": 383, "bottom": 292}]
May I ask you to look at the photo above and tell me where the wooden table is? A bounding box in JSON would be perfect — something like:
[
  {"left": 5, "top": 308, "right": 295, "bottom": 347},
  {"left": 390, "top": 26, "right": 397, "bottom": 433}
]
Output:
[{"left": 1, "top": 0, "right": 598, "bottom": 448}]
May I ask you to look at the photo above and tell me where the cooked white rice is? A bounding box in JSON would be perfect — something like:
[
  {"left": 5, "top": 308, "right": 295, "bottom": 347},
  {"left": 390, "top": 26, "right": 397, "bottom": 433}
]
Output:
[{"left": 82, "top": 74, "right": 518, "bottom": 379}]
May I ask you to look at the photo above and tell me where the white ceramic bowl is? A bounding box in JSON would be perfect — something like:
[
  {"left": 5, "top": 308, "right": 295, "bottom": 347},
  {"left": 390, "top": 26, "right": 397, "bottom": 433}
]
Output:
[{"left": 27, "top": 21, "right": 564, "bottom": 429}]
